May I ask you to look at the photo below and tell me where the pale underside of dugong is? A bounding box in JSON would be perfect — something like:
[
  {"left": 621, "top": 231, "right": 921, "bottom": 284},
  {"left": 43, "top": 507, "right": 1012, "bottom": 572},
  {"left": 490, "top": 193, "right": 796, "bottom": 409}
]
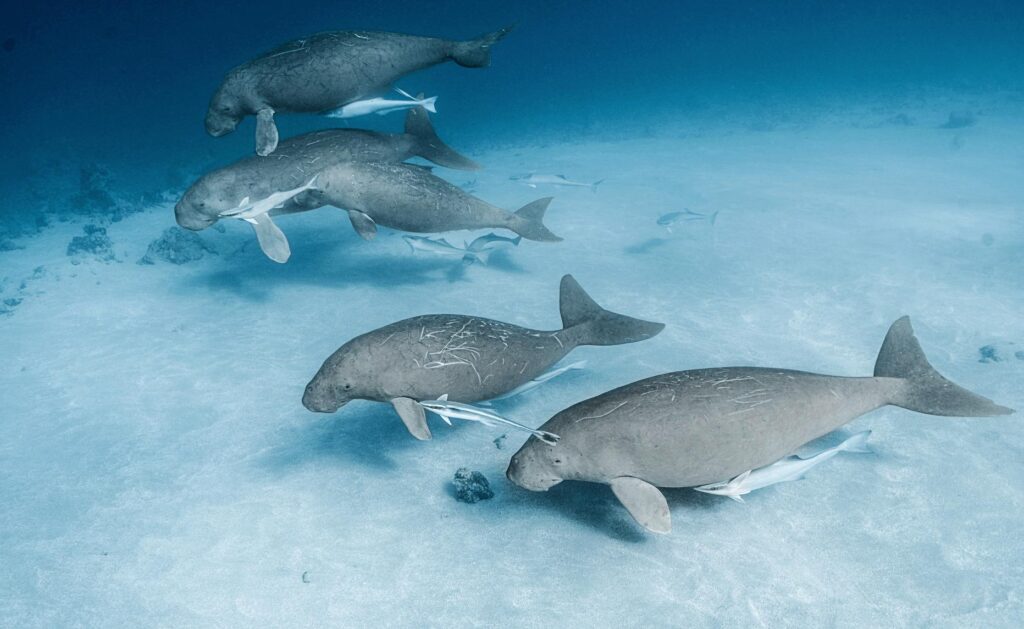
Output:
[
  {"left": 507, "top": 317, "right": 1014, "bottom": 534},
  {"left": 302, "top": 275, "right": 665, "bottom": 441},
  {"left": 206, "top": 27, "right": 512, "bottom": 155},
  {"left": 175, "top": 108, "right": 479, "bottom": 262}
]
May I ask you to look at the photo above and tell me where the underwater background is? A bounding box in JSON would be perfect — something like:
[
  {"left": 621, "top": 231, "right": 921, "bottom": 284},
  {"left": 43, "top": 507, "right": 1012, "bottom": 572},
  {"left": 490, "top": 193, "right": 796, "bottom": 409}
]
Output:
[{"left": 2, "top": 0, "right": 1022, "bottom": 626}]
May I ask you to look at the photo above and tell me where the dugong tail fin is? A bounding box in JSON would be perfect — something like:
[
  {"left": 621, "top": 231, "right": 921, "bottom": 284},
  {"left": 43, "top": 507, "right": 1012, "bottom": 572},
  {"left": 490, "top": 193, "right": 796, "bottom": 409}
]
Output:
[
  {"left": 558, "top": 275, "right": 665, "bottom": 346},
  {"left": 451, "top": 25, "right": 514, "bottom": 68},
  {"left": 405, "top": 107, "right": 480, "bottom": 171},
  {"left": 509, "top": 197, "right": 562, "bottom": 242},
  {"left": 875, "top": 316, "right": 1013, "bottom": 417}
]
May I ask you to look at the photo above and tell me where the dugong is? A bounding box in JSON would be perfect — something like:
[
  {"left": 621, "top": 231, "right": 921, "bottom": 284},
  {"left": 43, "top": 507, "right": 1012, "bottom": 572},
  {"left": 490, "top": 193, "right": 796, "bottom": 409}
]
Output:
[
  {"left": 303, "top": 275, "right": 665, "bottom": 441},
  {"left": 205, "top": 27, "right": 512, "bottom": 155},
  {"left": 307, "top": 161, "right": 563, "bottom": 244},
  {"left": 175, "top": 108, "right": 479, "bottom": 262},
  {"left": 507, "top": 317, "right": 1013, "bottom": 534}
]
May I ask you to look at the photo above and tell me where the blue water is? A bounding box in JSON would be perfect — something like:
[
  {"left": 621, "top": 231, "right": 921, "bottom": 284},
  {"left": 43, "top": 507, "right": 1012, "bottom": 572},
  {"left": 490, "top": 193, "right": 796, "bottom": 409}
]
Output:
[{"left": 2, "top": 2, "right": 1022, "bottom": 626}]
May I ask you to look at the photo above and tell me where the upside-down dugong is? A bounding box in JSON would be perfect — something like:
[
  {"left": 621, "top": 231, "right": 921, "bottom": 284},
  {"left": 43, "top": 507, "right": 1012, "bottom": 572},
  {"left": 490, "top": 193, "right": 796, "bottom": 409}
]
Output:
[
  {"left": 302, "top": 275, "right": 665, "bottom": 441},
  {"left": 206, "top": 27, "right": 512, "bottom": 155},
  {"left": 507, "top": 317, "right": 1013, "bottom": 534},
  {"left": 306, "top": 160, "right": 563, "bottom": 244},
  {"left": 175, "top": 107, "right": 478, "bottom": 262}
]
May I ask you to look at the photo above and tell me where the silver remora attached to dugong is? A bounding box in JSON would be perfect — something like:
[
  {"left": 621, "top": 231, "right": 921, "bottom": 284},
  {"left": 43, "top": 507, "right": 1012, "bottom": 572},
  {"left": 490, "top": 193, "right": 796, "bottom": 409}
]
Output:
[
  {"left": 206, "top": 26, "right": 512, "bottom": 155},
  {"left": 507, "top": 317, "right": 1013, "bottom": 534},
  {"left": 175, "top": 107, "right": 480, "bottom": 262},
  {"left": 302, "top": 275, "right": 665, "bottom": 441}
]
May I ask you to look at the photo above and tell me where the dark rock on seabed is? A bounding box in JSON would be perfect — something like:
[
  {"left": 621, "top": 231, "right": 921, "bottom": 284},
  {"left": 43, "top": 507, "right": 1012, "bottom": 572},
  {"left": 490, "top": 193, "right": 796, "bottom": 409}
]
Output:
[
  {"left": 67, "top": 225, "right": 116, "bottom": 263},
  {"left": 452, "top": 468, "right": 494, "bottom": 503}
]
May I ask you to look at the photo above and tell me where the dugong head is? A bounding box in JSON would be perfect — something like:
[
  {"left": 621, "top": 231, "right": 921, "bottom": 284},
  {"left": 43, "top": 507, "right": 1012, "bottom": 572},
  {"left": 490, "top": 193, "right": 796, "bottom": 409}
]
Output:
[
  {"left": 507, "top": 436, "right": 569, "bottom": 491},
  {"left": 175, "top": 169, "right": 256, "bottom": 231},
  {"left": 205, "top": 78, "right": 247, "bottom": 137},
  {"left": 302, "top": 336, "right": 382, "bottom": 414}
]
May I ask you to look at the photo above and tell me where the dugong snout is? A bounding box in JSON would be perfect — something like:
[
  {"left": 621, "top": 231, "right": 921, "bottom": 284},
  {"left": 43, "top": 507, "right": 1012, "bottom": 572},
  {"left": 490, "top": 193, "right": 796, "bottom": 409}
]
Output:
[
  {"left": 205, "top": 105, "right": 242, "bottom": 137},
  {"left": 174, "top": 200, "right": 217, "bottom": 231},
  {"left": 506, "top": 449, "right": 563, "bottom": 492},
  {"left": 302, "top": 380, "right": 349, "bottom": 414}
]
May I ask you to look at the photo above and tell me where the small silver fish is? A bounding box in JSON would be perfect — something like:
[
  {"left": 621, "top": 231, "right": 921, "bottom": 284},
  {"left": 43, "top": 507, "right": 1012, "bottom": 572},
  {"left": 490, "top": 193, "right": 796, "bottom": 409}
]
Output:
[
  {"left": 404, "top": 232, "right": 521, "bottom": 265},
  {"left": 510, "top": 173, "right": 604, "bottom": 192},
  {"left": 403, "top": 235, "right": 489, "bottom": 265},
  {"left": 417, "top": 395, "right": 560, "bottom": 445},
  {"left": 467, "top": 232, "right": 522, "bottom": 252},
  {"left": 220, "top": 174, "right": 319, "bottom": 221},
  {"left": 657, "top": 209, "right": 719, "bottom": 232},
  {"left": 694, "top": 431, "right": 871, "bottom": 502}
]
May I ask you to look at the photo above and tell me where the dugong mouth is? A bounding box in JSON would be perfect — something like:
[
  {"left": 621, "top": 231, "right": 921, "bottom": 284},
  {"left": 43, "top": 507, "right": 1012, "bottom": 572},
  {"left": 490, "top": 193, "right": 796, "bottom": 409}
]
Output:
[
  {"left": 301, "top": 389, "right": 348, "bottom": 414},
  {"left": 205, "top": 111, "right": 240, "bottom": 137},
  {"left": 506, "top": 457, "right": 562, "bottom": 491}
]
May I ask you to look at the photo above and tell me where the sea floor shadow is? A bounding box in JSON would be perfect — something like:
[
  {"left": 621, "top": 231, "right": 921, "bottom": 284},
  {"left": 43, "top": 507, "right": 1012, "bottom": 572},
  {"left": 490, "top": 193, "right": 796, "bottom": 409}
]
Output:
[
  {"left": 625, "top": 237, "right": 672, "bottom": 255},
  {"left": 184, "top": 229, "right": 532, "bottom": 299},
  {"left": 181, "top": 234, "right": 454, "bottom": 301},
  {"left": 505, "top": 480, "right": 724, "bottom": 542},
  {"left": 260, "top": 401, "right": 462, "bottom": 473}
]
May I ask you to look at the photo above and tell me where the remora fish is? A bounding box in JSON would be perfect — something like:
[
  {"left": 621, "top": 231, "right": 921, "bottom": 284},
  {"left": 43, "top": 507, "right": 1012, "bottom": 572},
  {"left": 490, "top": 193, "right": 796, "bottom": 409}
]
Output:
[
  {"left": 511, "top": 173, "right": 604, "bottom": 192},
  {"left": 694, "top": 431, "right": 872, "bottom": 502},
  {"left": 403, "top": 235, "right": 491, "bottom": 265},
  {"left": 217, "top": 175, "right": 319, "bottom": 263},
  {"left": 657, "top": 209, "right": 719, "bottom": 232},
  {"left": 467, "top": 232, "right": 522, "bottom": 251},
  {"left": 325, "top": 88, "right": 438, "bottom": 119},
  {"left": 418, "top": 394, "right": 560, "bottom": 444},
  {"left": 486, "top": 360, "right": 587, "bottom": 403}
]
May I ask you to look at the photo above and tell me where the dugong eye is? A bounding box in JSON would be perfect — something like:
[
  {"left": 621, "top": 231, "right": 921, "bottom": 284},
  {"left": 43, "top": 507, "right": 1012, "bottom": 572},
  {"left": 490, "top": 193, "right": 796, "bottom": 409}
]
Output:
[
  {"left": 344, "top": 384, "right": 352, "bottom": 390},
  {"left": 553, "top": 458, "right": 563, "bottom": 465}
]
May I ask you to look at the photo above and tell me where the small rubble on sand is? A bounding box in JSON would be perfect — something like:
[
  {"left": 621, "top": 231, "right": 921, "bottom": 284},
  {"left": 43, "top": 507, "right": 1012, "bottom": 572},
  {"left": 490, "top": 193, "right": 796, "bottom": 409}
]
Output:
[
  {"left": 138, "top": 227, "right": 215, "bottom": 265},
  {"left": 978, "top": 343, "right": 1024, "bottom": 363},
  {"left": 67, "top": 225, "right": 116, "bottom": 264},
  {"left": 452, "top": 468, "right": 495, "bottom": 503}
]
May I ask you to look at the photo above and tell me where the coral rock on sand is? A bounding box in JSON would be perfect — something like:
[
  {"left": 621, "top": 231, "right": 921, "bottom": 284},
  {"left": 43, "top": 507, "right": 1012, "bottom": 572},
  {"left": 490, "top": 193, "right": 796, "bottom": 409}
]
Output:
[
  {"left": 66, "top": 225, "right": 116, "bottom": 263},
  {"left": 979, "top": 343, "right": 1023, "bottom": 363},
  {"left": 452, "top": 468, "right": 494, "bottom": 503},
  {"left": 138, "top": 227, "right": 215, "bottom": 265}
]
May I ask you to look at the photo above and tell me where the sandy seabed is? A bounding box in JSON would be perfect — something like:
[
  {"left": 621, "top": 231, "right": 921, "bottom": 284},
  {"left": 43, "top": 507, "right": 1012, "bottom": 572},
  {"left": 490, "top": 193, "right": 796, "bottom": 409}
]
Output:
[{"left": 1, "top": 98, "right": 1022, "bottom": 627}]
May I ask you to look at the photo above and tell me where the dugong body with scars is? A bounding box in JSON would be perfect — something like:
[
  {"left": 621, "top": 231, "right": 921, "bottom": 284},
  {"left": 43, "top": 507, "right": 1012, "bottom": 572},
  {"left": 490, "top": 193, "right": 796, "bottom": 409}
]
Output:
[
  {"left": 175, "top": 108, "right": 478, "bottom": 262},
  {"left": 302, "top": 276, "right": 665, "bottom": 440},
  {"left": 507, "top": 317, "right": 1013, "bottom": 534},
  {"left": 206, "top": 27, "right": 512, "bottom": 155}
]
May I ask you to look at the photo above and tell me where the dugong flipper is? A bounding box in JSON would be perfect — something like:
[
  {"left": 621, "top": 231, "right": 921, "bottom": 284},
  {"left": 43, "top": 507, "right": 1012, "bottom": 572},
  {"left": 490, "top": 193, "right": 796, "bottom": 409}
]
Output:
[
  {"left": 255, "top": 108, "right": 279, "bottom": 157},
  {"left": 347, "top": 210, "right": 378, "bottom": 241},
  {"left": 610, "top": 478, "right": 671, "bottom": 534},
  {"left": 248, "top": 213, "right": 290, "bottom": 263},
  {"left": 507, "top": 316, "right": 1013, "bottom": 534},
  {"left": 302, "top": 275, "right": 664, "bottom": 440},
  {"left": 391, "top": 398, "right": 431, "bottom": 440}
]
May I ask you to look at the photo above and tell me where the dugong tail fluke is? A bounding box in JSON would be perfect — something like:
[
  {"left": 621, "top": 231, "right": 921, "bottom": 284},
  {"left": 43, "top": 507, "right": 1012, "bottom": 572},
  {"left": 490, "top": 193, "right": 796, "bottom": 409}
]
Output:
[
  {"left": 450, "top": 25, "right": 515, "bottom": 68},
  {"left": 508, "top": 197, "right": 562, "bottom": 242},
  {"left": 404, "top": 107, "right": 480, "bottom": 171},
  {"left": 559, "top": 275, "right": 666, "bottom": 346},
  {"left": 875, "top": 316, "right": 1014, "bottom": 417}
]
